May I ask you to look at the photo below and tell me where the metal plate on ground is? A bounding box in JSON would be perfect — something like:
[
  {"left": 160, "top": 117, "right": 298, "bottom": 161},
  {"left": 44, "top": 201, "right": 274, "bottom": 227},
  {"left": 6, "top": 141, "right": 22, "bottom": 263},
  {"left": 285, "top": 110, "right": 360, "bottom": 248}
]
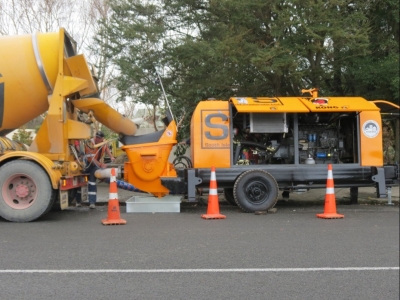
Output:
[{"left": 126, "top": 195, "right": 181, "bottom": 213}]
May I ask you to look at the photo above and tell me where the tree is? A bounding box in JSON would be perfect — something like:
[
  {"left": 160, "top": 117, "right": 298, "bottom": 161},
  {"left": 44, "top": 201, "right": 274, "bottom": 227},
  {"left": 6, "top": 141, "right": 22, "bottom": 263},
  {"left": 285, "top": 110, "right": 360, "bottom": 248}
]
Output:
[
  {"left": 346, "top": 0, "right": 399, "bottom": 104},
  {"left": 12, "top": 127, "right": 33, "bottom": 146},
  {"left": 0, "top": 0, "right": 88, "bottom": 47},
  {"left": 96, "top": 0, "right": 167, "bottom": 131},
  {"left": 97, "top": 0, "right": 399, "bottom": 139}
]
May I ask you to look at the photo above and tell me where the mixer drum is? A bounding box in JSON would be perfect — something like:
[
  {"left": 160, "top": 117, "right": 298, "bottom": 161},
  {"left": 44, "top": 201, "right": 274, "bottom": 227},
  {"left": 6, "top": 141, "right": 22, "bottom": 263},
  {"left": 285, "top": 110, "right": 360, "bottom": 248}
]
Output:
[{"left": 0, "top": 31, "right": 75, "bottom": 136}]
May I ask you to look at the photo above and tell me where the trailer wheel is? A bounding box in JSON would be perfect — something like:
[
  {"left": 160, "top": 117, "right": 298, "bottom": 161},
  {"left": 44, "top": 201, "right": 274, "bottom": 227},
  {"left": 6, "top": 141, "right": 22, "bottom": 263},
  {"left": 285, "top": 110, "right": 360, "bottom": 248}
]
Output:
[
  {"left": 233, "top": 170, "right": 278, "bottom": 212},
  {"left": 223, "top": 188, "right": 237, "bottom": 206},
  {"left": 0, "top": 160, "right": 56, "bottom": 222}
]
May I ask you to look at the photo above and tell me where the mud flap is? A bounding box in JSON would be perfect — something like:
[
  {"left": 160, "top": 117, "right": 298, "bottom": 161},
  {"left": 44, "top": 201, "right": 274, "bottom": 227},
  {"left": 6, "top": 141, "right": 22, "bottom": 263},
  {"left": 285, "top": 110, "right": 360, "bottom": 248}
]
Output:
[{"left": 59, "top": 190, "right": 69, "bottom": 210}]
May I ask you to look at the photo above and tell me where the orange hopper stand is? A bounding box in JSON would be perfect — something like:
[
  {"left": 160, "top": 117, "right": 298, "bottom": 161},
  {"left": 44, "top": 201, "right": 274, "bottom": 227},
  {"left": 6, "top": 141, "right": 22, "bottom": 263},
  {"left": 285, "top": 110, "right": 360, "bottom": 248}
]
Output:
[
  {"left": 316, "top": 164, "right": 344, "bottom": 219},
  {"left": 102, "top": 168, "right": 127, "bottom": 225},
  {"left": 201, "top": 166, "right": 226, "bottom": 220}
]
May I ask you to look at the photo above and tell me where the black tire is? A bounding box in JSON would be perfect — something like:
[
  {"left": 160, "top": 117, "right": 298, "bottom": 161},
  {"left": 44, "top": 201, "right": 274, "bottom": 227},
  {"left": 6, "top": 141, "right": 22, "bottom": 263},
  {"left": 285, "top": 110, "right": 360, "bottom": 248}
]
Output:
[
  {"left": 0, "top": 160, "right": 56, "bottom": 222},
  {"left": 223, "top": 188, "right": 237, "bottom": 206},
  {"left": 233, "top": 170, "right": 278, "bottom": 212}
]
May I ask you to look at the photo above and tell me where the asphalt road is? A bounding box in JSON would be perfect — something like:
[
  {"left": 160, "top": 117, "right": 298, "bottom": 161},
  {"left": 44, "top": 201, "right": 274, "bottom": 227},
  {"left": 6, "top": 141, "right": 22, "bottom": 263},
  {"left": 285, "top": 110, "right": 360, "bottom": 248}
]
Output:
[{"left": 0, "top": 199, "right": 398, "bottom": 300}]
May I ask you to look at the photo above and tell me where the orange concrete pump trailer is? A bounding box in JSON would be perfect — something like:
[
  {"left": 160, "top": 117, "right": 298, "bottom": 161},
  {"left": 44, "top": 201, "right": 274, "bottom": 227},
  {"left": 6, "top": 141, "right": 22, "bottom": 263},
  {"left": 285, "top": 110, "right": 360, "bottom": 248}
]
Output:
[{"left": 121, "top": 88, "right": 399, "bottom": 213}]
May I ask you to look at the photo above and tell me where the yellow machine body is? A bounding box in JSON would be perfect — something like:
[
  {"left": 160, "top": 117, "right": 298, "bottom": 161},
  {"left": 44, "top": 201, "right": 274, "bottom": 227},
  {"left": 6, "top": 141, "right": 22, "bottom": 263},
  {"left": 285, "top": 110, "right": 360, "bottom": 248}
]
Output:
[
  {"left": 0, "top": 28, "right": 137, "bottom": 214},
  {"left": 0, "top": 29, "right": 136, "bottom": 162},
  {"left": 0, "top": 32, "right": 59, "bottom": 135}
]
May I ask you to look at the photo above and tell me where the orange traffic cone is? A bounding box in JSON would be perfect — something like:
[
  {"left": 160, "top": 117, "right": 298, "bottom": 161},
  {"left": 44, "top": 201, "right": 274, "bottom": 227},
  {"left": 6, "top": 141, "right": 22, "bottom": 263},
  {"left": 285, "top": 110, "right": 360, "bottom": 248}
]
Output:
[
  {"left": 316, "top": 164, "right": 344, "bottom": 219},
  {"left": 102, "top": 168, "right": 127, "bottom": 225},
  {"left": 201, "top": 166, "right": 226, "bottom": 220}
]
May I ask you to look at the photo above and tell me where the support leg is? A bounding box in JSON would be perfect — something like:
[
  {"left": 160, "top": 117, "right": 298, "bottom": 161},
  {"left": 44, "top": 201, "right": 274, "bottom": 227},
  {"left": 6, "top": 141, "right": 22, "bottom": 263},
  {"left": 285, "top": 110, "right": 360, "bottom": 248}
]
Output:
[
  {"left": 386, "top": 187, "right": 394, "bottom": 206},
  {"left": 350, "top": 187, "right": 358, "bottom": 204}
]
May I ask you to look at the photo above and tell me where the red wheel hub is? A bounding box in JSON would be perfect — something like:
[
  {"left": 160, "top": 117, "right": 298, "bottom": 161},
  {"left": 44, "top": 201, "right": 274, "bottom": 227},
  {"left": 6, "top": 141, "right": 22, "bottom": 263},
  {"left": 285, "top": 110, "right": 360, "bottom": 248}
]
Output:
[
  {"left": 15, "top": 184, "right": 30, "bottom": 198},
  {"left": 2, "top": 176, "right": 38, "bottom": 209}
]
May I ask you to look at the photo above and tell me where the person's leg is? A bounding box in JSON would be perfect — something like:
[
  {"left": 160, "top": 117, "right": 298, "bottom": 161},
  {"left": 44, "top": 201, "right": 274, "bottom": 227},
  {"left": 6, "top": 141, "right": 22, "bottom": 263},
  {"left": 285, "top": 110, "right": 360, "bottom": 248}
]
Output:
[
  {"left": 75, "top": 188, "right": 81, "bottom": 202},
  {"left": 87, "top": 165, "right": 98, "bottom": 208},
  {"left": 71, "top": 188, "right": 81, "bottom": 207}
]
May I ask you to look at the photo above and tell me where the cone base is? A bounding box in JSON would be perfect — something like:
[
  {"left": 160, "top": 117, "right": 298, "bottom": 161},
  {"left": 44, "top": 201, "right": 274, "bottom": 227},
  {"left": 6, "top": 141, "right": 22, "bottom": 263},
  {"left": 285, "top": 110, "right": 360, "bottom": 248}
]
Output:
[
  {"left": 101, "top": 218, "right": 127, "bottom": 225},
  {"left": 201, "top": 213, "right": 226, "bottom": 219},
  {"left": 316, "top": 213, "right": 344, "bottom": 219}
]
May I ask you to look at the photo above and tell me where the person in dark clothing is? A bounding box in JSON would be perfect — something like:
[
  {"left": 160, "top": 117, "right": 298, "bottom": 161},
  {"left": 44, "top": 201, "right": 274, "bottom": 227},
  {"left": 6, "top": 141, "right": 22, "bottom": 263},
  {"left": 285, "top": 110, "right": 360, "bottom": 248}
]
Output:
[{"left": 75, "top": 131, "right": 115, "bottom": 208}]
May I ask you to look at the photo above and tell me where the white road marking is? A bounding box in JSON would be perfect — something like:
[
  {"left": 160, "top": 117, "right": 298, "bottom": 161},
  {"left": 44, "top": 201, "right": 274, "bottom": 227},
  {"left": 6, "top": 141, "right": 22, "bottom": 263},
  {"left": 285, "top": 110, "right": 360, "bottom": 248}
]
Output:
[{"left": 0, "top": 267, "right": 398, "bottom": 273}]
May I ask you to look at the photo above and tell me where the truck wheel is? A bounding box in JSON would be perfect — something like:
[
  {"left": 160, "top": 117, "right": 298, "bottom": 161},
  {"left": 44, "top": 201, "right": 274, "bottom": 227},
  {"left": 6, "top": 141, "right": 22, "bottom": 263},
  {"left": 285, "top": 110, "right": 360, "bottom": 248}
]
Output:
[
  {"left": 223, "top": 188, "right": 237, "bottom": 206},
  {"left": 0, "top": 160, "right": 56, "bottom": 222},
  {"left": 233, "top": 170, "right": 278, "bottom": 212}
]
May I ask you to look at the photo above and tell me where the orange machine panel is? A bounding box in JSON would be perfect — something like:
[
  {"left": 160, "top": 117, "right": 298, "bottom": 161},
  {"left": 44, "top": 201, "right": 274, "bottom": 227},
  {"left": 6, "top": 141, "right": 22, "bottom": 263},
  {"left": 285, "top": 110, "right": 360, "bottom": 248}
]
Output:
[
  {"left": 230, "top": 97, "right": 310, "bottom": 113},
  {"left": 191, "top": 101, "right": 231, "bottom": 168},
  {"left": 300, "top": 97, "right": 380, "bottom": 112},
  {"left": 359, "top": 111, "right": 383, "bottom": 166},
  {"left": 122, "top": 120, "right": 177, "bottom": 198}
]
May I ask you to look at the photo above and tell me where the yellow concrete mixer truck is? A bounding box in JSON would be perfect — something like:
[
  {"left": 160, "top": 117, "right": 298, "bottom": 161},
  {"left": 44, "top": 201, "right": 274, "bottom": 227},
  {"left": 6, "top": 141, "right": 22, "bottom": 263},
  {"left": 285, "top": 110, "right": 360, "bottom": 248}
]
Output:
[{"left": 0, "top": 28, "right": 141, "bottom": 222}]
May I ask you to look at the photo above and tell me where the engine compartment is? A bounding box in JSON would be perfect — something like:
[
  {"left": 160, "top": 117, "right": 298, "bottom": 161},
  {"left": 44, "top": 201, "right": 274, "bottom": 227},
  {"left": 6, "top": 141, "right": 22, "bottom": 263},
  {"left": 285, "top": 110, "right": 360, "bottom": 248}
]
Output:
[{"left": 232, "top": 109, "right": 359, "bottom": 165}]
